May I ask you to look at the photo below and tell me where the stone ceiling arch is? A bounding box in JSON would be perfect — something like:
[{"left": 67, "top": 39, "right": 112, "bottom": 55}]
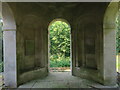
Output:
[{"left": 2, "top": 2, "right": 16, "bottom": 30}]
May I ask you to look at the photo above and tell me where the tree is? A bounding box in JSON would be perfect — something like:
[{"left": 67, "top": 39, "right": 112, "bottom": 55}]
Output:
[{"left": 49, "top": 21, "right": 71, "bottom": 67}]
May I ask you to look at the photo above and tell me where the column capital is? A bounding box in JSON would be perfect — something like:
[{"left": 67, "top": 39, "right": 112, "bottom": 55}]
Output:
[
  {"left": 2, "top": 29, "right": 16, "bottom": 31},
  {"left": 103, "top": 23, "right": 116, "bottom": 29}
]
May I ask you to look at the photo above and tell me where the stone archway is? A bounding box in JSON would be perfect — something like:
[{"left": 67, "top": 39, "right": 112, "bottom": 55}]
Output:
[
  {"left": 48, "top": 18, "right": 72, "bottom": 72},
  {"left": 103, "top": 2, "right": 119, "bottom": 85}
]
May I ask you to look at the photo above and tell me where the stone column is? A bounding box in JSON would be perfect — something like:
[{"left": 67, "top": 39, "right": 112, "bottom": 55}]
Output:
[
  {"left": 3, "top": 29, "right": 17, "bottom": 87},
  {"left": 103, "top": 2, "right": 118, "bottom": 85},
  {"left": 103, "top": 27, "right": 116, "bottom": 85}
]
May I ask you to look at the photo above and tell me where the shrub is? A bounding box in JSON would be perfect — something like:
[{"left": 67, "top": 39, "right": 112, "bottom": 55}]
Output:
[
  {"left": 49, "top": 20, "right": 71, "bottom": 67},
  {"left": 50, "top": 56, "right": 70, "bottom": 67}
]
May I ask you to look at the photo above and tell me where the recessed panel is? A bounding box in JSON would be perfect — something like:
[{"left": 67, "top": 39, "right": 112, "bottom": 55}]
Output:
[{"left": 25, "top": 40, "right": 35, "bottom": 56}]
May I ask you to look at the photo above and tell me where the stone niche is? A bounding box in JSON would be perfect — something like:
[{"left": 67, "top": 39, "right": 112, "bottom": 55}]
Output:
[
  {"left": 74, "top": 22, "right": 98, "bottom": 70},
  {"left": 84, "top": 24, "right": 97, "bottom": 69},
  {"left": 25, "top": 40, "right": 35, "bottom": 56}
]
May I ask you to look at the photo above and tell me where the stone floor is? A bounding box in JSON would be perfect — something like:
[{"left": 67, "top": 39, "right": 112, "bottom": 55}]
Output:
[{"left": 18, "top": 72, "right": 118, "bottom": 89}]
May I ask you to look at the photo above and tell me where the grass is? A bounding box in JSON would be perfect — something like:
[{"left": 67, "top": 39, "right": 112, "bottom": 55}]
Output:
[
  {"left": 116, "top": 54, "right": 120, "bottom": 72},
  {"left": 117, "top": 61, "right": 120, "bottom": 72},
  {"left": 118, "top": 63, "right": 120, "bottom": 70},
  {"left": 50, "top": 59, "right": 70, "bottom": 67}
]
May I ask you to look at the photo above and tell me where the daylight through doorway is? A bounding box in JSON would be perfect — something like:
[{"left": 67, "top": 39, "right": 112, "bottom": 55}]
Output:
[
  {"left": 48, "top": 19, "right": 71, "bottom": 72},
  {"left": 116, "top": 10, "right": 120, "bottom": 73}
]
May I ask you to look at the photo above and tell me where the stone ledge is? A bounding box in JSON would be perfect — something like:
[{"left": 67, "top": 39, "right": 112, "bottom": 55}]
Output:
[{"left": 18, "top": 67, "right": 48, "bottom": 86}]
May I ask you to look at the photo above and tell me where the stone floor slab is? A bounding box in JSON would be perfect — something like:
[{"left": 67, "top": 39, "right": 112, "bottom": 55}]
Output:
[
  {"left": 19, "top": 80, "right": 36, "bottom": 88},
  {"left": 18, "top": 72, "right": 118, "bottom": 89}
]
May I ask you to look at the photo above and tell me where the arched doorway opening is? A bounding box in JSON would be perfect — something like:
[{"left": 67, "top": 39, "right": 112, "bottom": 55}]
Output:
[
  {"left": 0, "top": 17, "right": 3, "bottom": 88},
  {"left": 116, "top": 12, "right": 119, "bottom": 72},
  {"left": 116, "top": 8, "right": 120, "bottom": 74},
  {"left": 48, "top": 19, "right": 72, "bottom": 72},
  {"left": 0, "top": 18, "right": 3, "bottom": 71}
]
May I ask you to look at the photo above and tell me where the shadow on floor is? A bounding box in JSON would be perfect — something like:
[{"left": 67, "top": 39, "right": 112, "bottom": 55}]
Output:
[{"left": 18, "top": 72, "right": 118, "bottom": 89}]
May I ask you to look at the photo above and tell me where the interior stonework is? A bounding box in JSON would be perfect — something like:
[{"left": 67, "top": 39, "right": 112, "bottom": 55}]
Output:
[{"left": 2, "top": 2, "right": 119, "bottom": 88}]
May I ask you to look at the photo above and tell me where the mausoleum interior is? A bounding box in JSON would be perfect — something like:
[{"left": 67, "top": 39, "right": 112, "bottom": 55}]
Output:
[{"left": 0, "top": 1, "right": 119, "bottom": 88}]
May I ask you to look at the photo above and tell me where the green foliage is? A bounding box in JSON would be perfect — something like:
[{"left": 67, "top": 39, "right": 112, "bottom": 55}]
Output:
[
  {"left": 0, "top": 19, "right": 2, "bottom": 73},
  {"left": 116, "top": 15, "right": 120, "bottom": 54},
  {"left": 50, "top": 55, "right": 70, "bottom": 67},
  {"left": 0, "top": 62, "right": 3, "bottom": 72},
  {"left": 49, "top": 21, "right": 70, "bottom": 67}
]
